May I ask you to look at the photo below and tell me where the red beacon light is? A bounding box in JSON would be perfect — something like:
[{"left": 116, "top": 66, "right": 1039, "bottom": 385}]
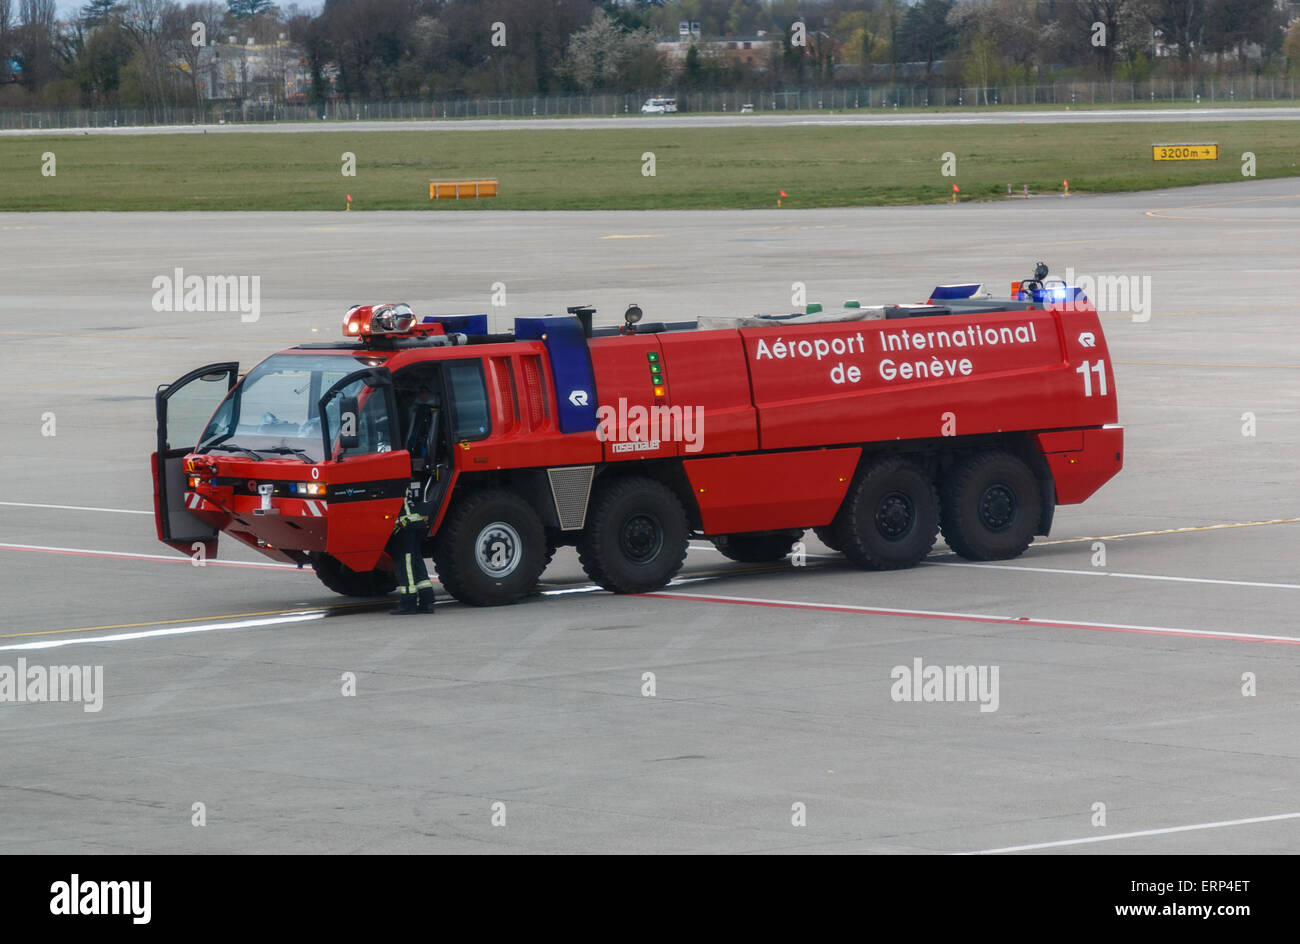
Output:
[
  {"left": 343, "top": 303, "right": 446, "bottom": 341},
  {"left": 344, "top": 303, "right": 416, "bottom": 337}
]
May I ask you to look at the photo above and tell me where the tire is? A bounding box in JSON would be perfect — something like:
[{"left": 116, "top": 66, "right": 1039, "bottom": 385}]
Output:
[
  {"left": 431, "top": 489, "right": 547, "bottom": 606},
  {"left": 834, "top": 456, "right": 939, "bottom": 570},
  {"left": 309, "top": 552, "right": 397, "bottom": 597},
  {"left": 940, "top": 450, "right": 1041, "bottom": 561},
  {"left": 813, "top": 525, "right": 843, "bottom": 553},
  {"left": 713, "top": 529, "right": 804, "bottom": 563},
  {"left": 577, "top": 476, "right": 689, "bottom": 594},
  {"left": 533, "top": 534, "right": 559, "bottom": 589}
]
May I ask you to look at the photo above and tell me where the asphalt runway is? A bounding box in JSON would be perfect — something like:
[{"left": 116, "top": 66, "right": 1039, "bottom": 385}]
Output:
[
  {"left": 2, "top": 105, "right": 1298, "bottom": 136},
  {"left": 1, "top": 178, "right": 1298, "bottom": 853}
]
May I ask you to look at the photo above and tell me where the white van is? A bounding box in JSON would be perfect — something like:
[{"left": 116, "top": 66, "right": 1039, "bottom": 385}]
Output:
[{"left": 640, "top": 97, "right": 678, "bottom": 114}]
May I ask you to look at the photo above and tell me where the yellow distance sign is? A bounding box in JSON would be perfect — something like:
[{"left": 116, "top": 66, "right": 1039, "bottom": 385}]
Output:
[{"left": 1152, "top": 143, "right": 1219, "bottom": 161}]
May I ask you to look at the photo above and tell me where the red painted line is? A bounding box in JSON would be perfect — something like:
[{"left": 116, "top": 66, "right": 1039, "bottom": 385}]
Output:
[
  {"left": 646, "top": 591, "right": 1300, "bottom": 647},
  {"left": 0, "top": 542, "right": 300, "bottom": 572}
]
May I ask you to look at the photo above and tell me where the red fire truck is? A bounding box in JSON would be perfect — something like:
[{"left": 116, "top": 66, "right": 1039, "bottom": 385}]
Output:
[{"left": 152, "top": 265, "right": 1123, "bottom": 606}]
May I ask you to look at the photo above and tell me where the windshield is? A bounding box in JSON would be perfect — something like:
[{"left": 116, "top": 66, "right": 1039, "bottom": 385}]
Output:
[{"left": 197, "top": 352, "right": 385, "bottom": 463}]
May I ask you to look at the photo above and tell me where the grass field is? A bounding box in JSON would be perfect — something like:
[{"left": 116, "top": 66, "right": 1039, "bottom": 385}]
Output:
[{"left": 1, "top": 121, "right": 1296, "bottom": 210}]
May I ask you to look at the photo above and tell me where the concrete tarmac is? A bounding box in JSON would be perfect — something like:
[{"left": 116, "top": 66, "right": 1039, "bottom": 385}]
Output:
[{"left": 0, "top": 177, "right": 1298, "bottom": 853}]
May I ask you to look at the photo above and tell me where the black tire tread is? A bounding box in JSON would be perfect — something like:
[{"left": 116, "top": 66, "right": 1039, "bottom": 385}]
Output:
[
  {"left": 577, "top": 477, "right": 689, "bottom": 594},
  {"left": 812, "top": 525, "right": 842, "bottom": 552},
  {"left": 836, "top": 456, "right": 940, "bottom": 570},
  {"left": 939, "top": 450, "right": 1039, "bottom": 561},
  {"left": 310, "top": 552, "right": 397, "bottom": 597},
  {"left": 431, "top": 488, "right": 546, "bottom": 606},
  {"left": 712, "top": 529, "right": 804, "bottom": 563}
]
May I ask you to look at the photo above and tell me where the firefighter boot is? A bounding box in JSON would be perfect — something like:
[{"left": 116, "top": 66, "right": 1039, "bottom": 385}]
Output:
[
  {"left": 389, "top": 592, "right": 419, "bottom": 616},
  {"left": 417, "top": 588, "right": 437, "bottom": 613}
]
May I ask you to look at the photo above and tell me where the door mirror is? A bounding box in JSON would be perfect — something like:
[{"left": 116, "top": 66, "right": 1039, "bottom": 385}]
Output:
[{"left": 337, "top": 395, "right": 361, "bottom": 450}]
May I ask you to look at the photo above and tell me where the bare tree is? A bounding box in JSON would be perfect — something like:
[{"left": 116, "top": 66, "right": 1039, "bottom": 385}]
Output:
[
  {"left": 0, "top": 0, "right": 12, "bottom": 83},
  {"left": 170, "top": 1, "right": 224, "bottom": 104},
  {"left": 15, "top": 0, "right": 57, "bottom": 91},
  {"left": 120, "top": 0, "right": 180, "bottom": 106},
  {"left": 1148, "top": 0, "right": 1206, "bottom": 76}
]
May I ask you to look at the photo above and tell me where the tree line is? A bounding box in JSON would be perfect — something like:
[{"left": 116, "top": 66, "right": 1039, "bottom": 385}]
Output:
[{"left": 1, "top": 0, "right": 1296, "bottom": 110}]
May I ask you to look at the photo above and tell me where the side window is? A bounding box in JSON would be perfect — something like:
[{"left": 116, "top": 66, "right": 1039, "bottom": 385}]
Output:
[
  {"left": 352, "top": 388, "right": 392, "bottom": 455},
  {"left": 322, "top": 379, "right": 393, "bottom": 456},
  {"left": 445, "top": 360, "right": 490, "bottom": 441}
]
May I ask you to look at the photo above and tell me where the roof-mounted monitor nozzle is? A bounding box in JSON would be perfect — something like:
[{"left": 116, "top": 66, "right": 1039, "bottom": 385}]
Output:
[{"left": 1016, "top": 261, "right": 1052, "bottom": 299}]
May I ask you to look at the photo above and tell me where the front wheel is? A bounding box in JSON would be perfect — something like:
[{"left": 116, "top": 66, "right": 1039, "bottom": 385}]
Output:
[
  {"left": 431, "top": 489, "right": 548, "bottom": 606},
  {"left": 309, "top": 552, "right": 397, "bottom": 597},
  {"left": 577, "top": 477, "right": 689, "bottom": 594}
]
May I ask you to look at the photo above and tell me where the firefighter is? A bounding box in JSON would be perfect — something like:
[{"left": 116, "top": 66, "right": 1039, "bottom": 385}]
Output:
[
  {"left": 390, "top": 478, "right": 438, "bottom": 615},
  {"left": 390, "top": 389, "right": 447, "bottom": 616}
]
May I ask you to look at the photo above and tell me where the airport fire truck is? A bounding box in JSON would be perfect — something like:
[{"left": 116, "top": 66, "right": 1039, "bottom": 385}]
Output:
[{"left": 152, "top": 264, "right": 1123, "bottom": 606}]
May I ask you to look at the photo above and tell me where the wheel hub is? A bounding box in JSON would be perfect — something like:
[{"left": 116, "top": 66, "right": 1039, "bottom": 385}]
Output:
[
  {"left": 978, "top": 484, "right": 1017, "bottom": 532},
  {"left": 475, "top": 521, "right": 522, "bottom": 578},
  {"left": 875, "top": 491, "right": 915, "bottom": 539},
  {"left": 620, "top": 513, "right": 663, "bottom": 563}
]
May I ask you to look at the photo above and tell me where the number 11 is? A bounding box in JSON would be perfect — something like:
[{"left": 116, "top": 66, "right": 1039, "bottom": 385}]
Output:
[{"left": 1076, "top": 360, "right": 1107, "bottom": 397}]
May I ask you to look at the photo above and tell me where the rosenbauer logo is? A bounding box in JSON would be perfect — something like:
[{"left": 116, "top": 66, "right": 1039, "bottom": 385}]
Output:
[{"left": 595, "top": 397, "right": 704, "bottom": 453}]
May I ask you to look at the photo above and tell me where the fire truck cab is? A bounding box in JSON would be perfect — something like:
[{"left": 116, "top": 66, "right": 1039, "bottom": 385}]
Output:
[{"left": 153, "top": 267, "right": 1124, "bottom": 606}]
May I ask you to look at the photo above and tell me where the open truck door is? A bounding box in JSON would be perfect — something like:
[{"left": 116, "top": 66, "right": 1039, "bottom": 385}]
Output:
[
  {"left": 152, "top": 362, "right": 238, "bottom": 558},
  {"left": 317, "top": 367, "right": 413, "bottom": 574}
]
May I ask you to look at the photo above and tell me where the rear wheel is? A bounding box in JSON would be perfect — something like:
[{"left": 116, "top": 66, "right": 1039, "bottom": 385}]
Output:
[
  {"left": 309, "top": 552, "right": 397, "bottom": 597},
  {"left": 833, "top": 457, "right": 939, "bottom": 570},
  {"left": 432, "top": 489, "right": 547, "bottom": 606},
  {"left": 578, "top": 477, "right": 689, "bottom": 593},
  {"left": 940, "top": 450, "right": 1040, "bottom": 561},
  {"left": 712, "top": 529, "right": 804, "bottom": 563},
  {"left": 813, "top": 525, "right": 843, "bottom": 553}
]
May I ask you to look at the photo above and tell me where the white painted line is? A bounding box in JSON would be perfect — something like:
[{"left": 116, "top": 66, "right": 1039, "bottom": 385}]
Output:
[
  {"left": 649, "top": 590, "right": 1300, "bottom": 645},
  {"left": 963, "top": 811, "right": 1300, "bottom": 855},
  {"left": 687, "top": 541, "right": 836, "bottom": 559},
  {"left": 929, "top": 560, "right": 1300, "bottom": 590},
  {"left": 0, "top": 500, "right": 152, "bottom": 515},
  {"left": 0, "top": 611, "right": 325, "bottom": 652},
  {"left": 0, "top": 542, "right": 299, "bottom": 569}
]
